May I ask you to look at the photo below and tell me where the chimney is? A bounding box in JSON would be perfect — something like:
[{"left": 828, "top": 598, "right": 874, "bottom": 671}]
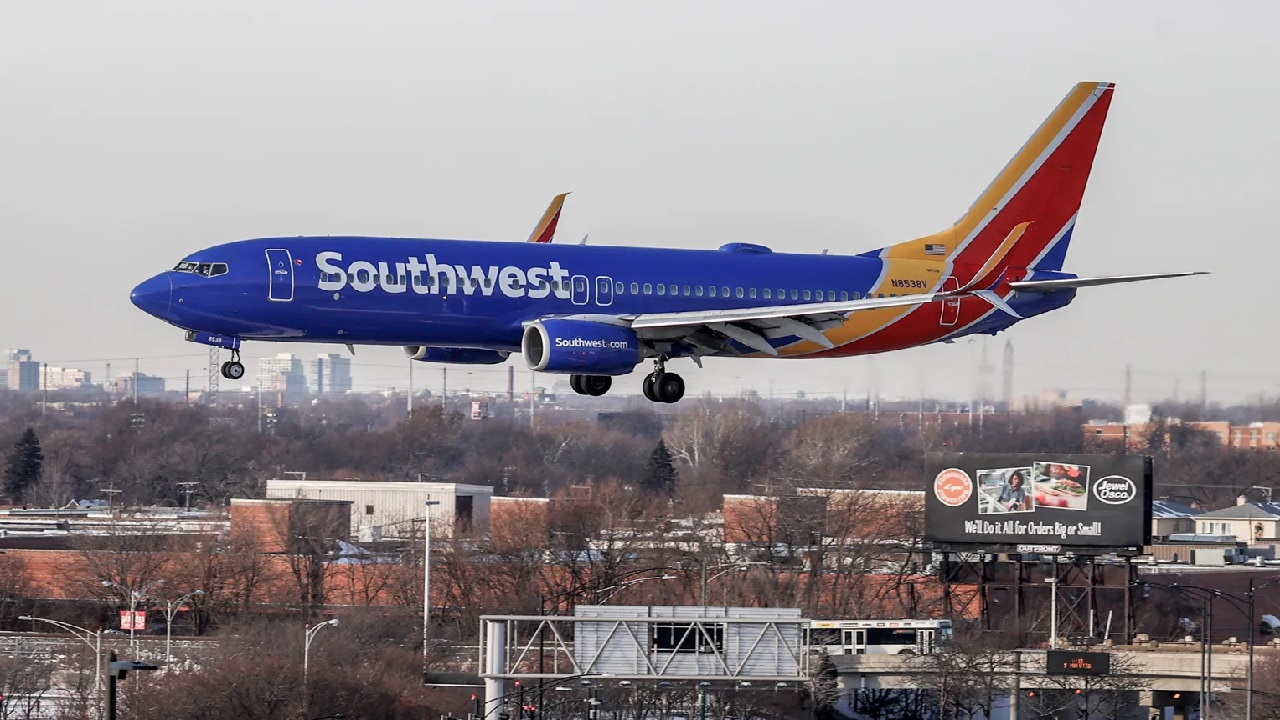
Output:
[{"left": 1237, "top": 495, "right": 1248, "bottom": 506}]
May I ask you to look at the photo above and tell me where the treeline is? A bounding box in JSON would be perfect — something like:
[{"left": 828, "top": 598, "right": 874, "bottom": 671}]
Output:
[{"left": 1, "top": 391, "right": 1277, "bottom": 511}]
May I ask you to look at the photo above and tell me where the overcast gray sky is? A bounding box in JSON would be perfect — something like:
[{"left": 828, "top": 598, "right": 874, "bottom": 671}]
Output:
[{"left": 2, "top": 1, "right": 1274, "bottom": 404}]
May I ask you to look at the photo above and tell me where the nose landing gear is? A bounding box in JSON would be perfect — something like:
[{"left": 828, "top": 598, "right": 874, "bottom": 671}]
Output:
[
  {"left": 220, "top": 350, "right": 245, "bottom": 380},
  {"left": 641, "top": 356, "right": 685, "bottom": 404}
]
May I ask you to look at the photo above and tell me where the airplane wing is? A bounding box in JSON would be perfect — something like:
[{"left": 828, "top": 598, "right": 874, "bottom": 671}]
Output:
[
  {"left": 626, "top": 292, "right": 946, "bottom": 356},
  {"left": 527, "top": 192, "right": 570, "bottom": 243}
]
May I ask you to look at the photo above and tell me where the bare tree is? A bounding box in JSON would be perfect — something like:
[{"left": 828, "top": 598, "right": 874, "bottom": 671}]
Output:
[
  {"left": 0, "top": 553, "right": 32, "bottom": 627},
  {"left": 911, "top": 633, "right": 1017, "bottom": 720}
]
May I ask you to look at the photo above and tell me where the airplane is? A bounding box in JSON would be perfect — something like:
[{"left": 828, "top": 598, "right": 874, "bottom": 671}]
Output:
[{"left": 131, "top": 81, "right": 1204, "bottom": 404}]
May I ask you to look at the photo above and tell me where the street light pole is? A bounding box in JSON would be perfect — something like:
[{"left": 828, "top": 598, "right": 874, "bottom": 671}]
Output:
[
  {"left": 102, "top": 579, "right": 164, "bottom": 657},
  {"left": 1045, "top": 578, "right": 1058, "bottom": 649},
  {"left": 159, "top": 589, "right": 204, "bottom": 661},
  {"left": 423, "top": 499, "right": 441, "bottom": 662},
  {"left": 304, "top": 618, "right": 340, "bottom": 715},
  {"left": 19, "top": 615, "right": 102, "bottom": 697}
]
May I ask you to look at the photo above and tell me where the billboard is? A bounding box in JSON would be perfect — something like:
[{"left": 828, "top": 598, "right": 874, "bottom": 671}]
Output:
[{"left": 925, "top": 453, "right": 1152, "bottom": 554}]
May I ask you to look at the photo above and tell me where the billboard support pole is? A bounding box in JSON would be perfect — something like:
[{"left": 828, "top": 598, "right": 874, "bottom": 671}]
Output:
[{"left": 1124, "top": 558, "right": 1135, "bottom": 644}]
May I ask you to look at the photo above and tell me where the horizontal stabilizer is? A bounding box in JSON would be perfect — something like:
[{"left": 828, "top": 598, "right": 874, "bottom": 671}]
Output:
[{"left": 1009, "top": 272, "right": 1207, "bottom": 293}]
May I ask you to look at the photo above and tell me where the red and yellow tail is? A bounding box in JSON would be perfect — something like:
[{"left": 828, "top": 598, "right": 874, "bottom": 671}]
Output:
[
  {"left": 527, "top": 192, "right": 570, "bottom": 243},
  {"left": 874, "top": 81, "right": 1115, "bottom": 279}
]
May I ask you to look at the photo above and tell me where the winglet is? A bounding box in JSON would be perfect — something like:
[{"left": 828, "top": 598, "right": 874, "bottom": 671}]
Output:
[{"left": 527, "top": 192, "right": 571, "bottom": 243}]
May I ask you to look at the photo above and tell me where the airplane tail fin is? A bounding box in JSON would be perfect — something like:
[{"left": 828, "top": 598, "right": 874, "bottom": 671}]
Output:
[
  {"left": 869, "top": 82, "right": 1115, "bottom": 279},
  {"left": 527, "top": 192, "right": 570, "bottom": 243}
]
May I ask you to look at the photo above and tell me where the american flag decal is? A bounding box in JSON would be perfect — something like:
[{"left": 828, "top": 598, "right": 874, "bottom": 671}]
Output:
[{"left": 924, "top": 243, "right": 947, "bottom": 256}]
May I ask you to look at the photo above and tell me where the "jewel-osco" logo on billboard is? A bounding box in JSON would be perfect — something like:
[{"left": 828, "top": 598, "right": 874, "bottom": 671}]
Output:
[{"left": 1092, "top": 475, "right": 1137, "bottom": 505}]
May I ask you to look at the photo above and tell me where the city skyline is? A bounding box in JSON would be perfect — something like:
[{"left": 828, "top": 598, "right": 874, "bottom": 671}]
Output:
[{"left": 1, "top": 339, "right": 1270, "bottom": 409}]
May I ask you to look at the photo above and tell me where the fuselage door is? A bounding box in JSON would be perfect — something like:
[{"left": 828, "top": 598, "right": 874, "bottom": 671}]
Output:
[
  {"left": 266, "top": 249, "right": 294, "bottom": 302},
  {"left": 595, "top": 276, "right": 614, "bottom": 307},
  {"left": 571, "top": 274, "right": 590, "bottom": 306},
  {"left": 940, "top": 276, "right": 960, "bottom": 326}
]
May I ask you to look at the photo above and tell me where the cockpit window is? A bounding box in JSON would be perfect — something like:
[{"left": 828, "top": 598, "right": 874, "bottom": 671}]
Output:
[{"left": 173, "top": 261, "right": 229, "bottom": 277}]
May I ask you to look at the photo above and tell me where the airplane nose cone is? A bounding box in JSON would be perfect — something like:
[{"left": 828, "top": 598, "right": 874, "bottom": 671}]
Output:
[{"left": 130, "top": 274, "right": 172, "bottom": 317}]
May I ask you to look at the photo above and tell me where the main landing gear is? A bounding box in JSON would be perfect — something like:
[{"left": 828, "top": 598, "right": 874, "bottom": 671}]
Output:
[
  {"left": 641, "top": 357, "right": 684, "bottom": 404},
  {"left": 569, "top": 374, "right": 613, "bottom": 397},
  {"left": 220, "top": 350, "right": 245, "bottom": 380}
]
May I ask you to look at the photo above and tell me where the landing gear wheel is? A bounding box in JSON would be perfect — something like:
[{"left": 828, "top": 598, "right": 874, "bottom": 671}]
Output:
[
  {"left": 642, "top": 373, "right": 659, "bottom": 402},
  {"left": 655, "top": 373, "right": 685, "bottom": 403},
  {"left": 221, "top": 361, "right": 245, "bottom": 380},
  {"left": 582, "top": 375, "right": 612, "bottom": 397},
  {"left": 569, "top": 374, "right": 587, "bottom": 395}
]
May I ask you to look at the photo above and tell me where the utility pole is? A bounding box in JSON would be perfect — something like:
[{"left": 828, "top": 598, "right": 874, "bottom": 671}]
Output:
[
  {"left": 42, "top": 362, "right": 48, "bottom": 417},
  {"left": 133, "top": 358, "right": 139, "bottom": 403},
  {"left": 184, "top": 370, "right": 190, "bottom": 404},
  {"left": 442, "top": 368, "right": 447, "bottom": 407},
  {"left": 408, "top": 358, "right": 414, "bottom": 418}
]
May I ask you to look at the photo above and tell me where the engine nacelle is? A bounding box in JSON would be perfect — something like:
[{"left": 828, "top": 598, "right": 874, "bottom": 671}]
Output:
[
  {"left": 404, "top": 346, "right": 510, "bottom": 365},
  {"left": 521, "top": 319, "right": 642, "bottom": 376}
]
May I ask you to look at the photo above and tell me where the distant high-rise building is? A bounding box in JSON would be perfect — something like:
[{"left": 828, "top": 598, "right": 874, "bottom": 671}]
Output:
[
  {"left": 258, "top": 353, "right": 309, "bottom": 401},
  {"left": 39, "top": 366, "right": 92, "bottom": 390},
  {"left": 311, "top": 354, "right": 352, "bottom": 394},
  {"left": 5, "top": 349, "right": 39, "bottom": 391},
  {"left": 115, "top": 372, "right": 166, "bottom": 396}
]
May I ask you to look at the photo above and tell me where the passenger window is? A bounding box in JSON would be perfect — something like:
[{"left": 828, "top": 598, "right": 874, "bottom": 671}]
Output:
[
  {"left": 803, "top": 290, "right": 812, "bottom": 301},
  {"left": 657, "top": 284, "right": 666, "bottom": 296},
  {"left": 877, "top": 293, "right": 885, "bottom": 299},
  {"left": 485, "top": 278, "right": 494, "bottom": 289},
  {"left": 709, "top": 286, "right": 717, "bottom": 298},
  {"left": 763, "top": 289, "right": 772, "bottom": 299},
  {"left": 733, "top": 287, "right": 742, "bottom": 298},
  {"left": 695, "top": 286, "right": 704, "bottom": 297},
  {"left": 643, "top": 283, "right": 653, "bottom": 295},
  {"left": 683, "top": 285, "right": 691, "bottom": 296},
  {"left": 749, "top": 288, "right": 757, "bottom": 299},
  {"left": 790, "top": 290, "right": 798, "bottom": 300},
  {"left": 853, "top": 291, "right": 861, "bottom": 300},
  {"left": 616, "top": 282, "right": 624, "bottom": 294},
  {"left": 721, "top": 286, "right": 730, "bottom": 297},
  {"left": 840, "top": 291, "right": 849, "bottom": 301},
  {"left": 814, "top": 290, "right": 823, "bottom": 301}
]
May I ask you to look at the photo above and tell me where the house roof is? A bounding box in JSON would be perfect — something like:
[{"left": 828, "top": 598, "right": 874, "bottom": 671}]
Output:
[
  {"left": 1152, "top": 499, "right": 1204, "bottom": 519},
  {"left": 1198, "top": 502, "right": 1280, "bottom": 520}
]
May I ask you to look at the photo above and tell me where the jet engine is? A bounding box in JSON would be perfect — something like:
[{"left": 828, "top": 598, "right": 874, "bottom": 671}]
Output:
[{"left": 521, "top": 319, "right": 642, "bottom": 375}]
